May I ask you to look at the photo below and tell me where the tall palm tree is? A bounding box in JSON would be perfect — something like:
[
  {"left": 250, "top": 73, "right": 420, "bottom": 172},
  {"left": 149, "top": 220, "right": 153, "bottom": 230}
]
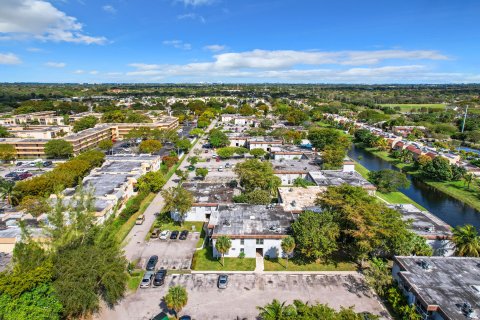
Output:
[
  {"left": 463, "top": 173, "right": 474, "bottom": 190},
  {"left": 164, "top": 285, "right": 188, "bottom": 319},
  {"left": 215, "top": 236, "right": 232, "bottom": 266},
  {"left": 0, "top": 179, "right": 17, "bottom": 207},
  {"left": 452, "top": 224, "right": 480, "bottom": 257},
  {"left": 281, "top": 236, "right": 295, "bottom": 269},
  {"left": 256, "top": 299, "right": 297, "bottom": 320}
]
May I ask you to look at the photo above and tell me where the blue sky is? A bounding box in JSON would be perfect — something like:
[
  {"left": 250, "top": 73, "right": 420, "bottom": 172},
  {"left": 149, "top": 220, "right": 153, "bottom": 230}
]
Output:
[{"left": 0, "top": 0, "right": 479, "bottom": 83}]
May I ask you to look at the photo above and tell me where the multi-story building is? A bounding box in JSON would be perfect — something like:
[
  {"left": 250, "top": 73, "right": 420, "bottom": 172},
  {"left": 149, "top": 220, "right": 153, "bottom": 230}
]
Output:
[{"left": 0, "top": 111, "right": 65, "bottom": 126}]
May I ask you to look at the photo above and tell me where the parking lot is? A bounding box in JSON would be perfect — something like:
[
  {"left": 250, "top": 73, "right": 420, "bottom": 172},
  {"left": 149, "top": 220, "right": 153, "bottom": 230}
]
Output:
[
  {"left": 138, "top": 232, "right": 200, "bottom": 270},
  {"left": 0, "top": 161, "right": 56, "bottom": 180},
  {"left": 98, "top": 273, "right": 388, "bottom": 320}
]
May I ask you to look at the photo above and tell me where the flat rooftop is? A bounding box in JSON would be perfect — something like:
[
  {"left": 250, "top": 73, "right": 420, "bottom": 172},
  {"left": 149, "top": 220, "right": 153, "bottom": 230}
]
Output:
[
  {"left": 388, "top": 204, "right": 452, "bottom": 239},
  {"left": 182, "top": 182, "right": 237, "bottom": 204},
  {"left": 278, "top": 186, "right": 325, "bottom": 212},
  {"left": 394, "top": 256, "right": 480, "bottom": 320},
  {"left": 106, "top": 154, "right": 160, "bottom": 162},
  {"left": 97, "top": 161, "right": 145, "bottom": 174},
  {"left": 271, "top": 159, "right": 321, "bottom": 173},
  {"left": 210, "top": 204, "right": 294, "bottom": 238},
  {"left": 308, "top": 170, "right": 376, "bottom": 190}
]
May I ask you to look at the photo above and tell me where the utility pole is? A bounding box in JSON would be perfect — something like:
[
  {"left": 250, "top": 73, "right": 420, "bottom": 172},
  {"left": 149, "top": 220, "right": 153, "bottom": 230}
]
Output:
[{"left": 461, "top": 105, "right": 469, "bottom": 133}]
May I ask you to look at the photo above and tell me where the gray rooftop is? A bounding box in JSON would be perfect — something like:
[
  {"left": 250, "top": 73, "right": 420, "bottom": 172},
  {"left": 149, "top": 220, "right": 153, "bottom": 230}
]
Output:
[
  {"left": 271, "top": 159, "right": 321, "bottom": 173},
  {"left": 106, "top": 154, "right": 160, "bottom": 162},
  {"left": 308, "top": 170, "right": 376, "bottom": 190},
  {"left": 210, "top": 204, "right": 293, "bottom": 238},
  {"left": 182, "top": 182, "right": 236, "bottom": 204},
  {"left": 97, "top": 161, "right": 145, "bottom": 173},
  {"left": 389, "top": 204, "right": 452, "bottom": 239},
  {"left": 395, "top": 256, "right": 480, "bottom": 320},
  {"left": 82, "top": 173, "right": 136, "bottom": 197}
]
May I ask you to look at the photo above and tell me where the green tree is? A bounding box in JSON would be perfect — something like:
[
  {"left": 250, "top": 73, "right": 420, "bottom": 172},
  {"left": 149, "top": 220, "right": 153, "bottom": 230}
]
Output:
[
  {"left": 420, "top": 157, "right": 453, "bottom": 181},
  {"left": 250, "top": 148, "right": 267, "bottom": 158},
  {"left": 285, "top": 109, "right": 309, "bottom": 125},
  {"left": 195, "top": 167, "right": 208, "bottom": 180},
  {"left": 0, "top": 179, "right": 18, "bottom": 206},
  {"left": 217, "top": 147, "right": 236, "bottom": 159},
  {"left": 190, "top": 128, "right": 204, "bottom": 137},
  {"left": 281, "top": 236, "right": 295, "bottom": 269},
  {"left": 234, "top": 159, "right": 281, "bottom": 194},
  {"left": 463, "top": 172, "right": 474, "bottom": 189},
  {"left": 161, "top": 187, "right": 194, "bottom": 224},
  {"left": 0, "top": 144, "right": 16, "bottom": 162},
  {"left": 243, "top": 190, "right": 271, "bottom": 204},
  {"left": 215, "top": 236, "right": 232, "bottom": 266},
  {"left": 292, "top": 177, "right": 316, "bottom": 188},
  {"left": 72, "top": 115, "right": 98, "bottom": 133},
  {"left": 18, "top": 195, "right": 51, "bottom": 217},
  {"left": 209, "top": 129, "right": 230, "bottom": 148},
  {"left": 137, "top": 171, "right": 166, "bottom": 192},
  {"left": 307, "top": 128, "right": 342, "bottom": 151},
  {"left": 364, "top": 258, "right": 392, "bottom": 296},
  {"left": 44, "top": 139, "right": 73, "bottom": 159},
  {"left": 452, "top": 224, "right": 480, "bottom": 257},
  {"left": 257, "top": 299, "right": 297, "bottom": 320},
  {"left": 187, "top": 156, "right": 199, "bottom": 166},
  {"left": 98, "top": 139, "right": 113, "bottom": 151},
  {"left": 138, "top": 139, "right": 163, "bottom": 153},
  {"left": 368, "top": 169, "right": 410, "bottom": 193},
  {"left": 0, "top": 125, "right": 11, "bottom": 138},
  {"left": 175, "top": 138, "right": 191, "bottom": 152},
  {"left": 164, "top": 286, "right": 188, "bottom": 319},
  {"left": 322, "top": 145, "right": 347, "bottom": 169},
  {"left": 291, "top": 211, "right": 339, "bottom": 261}
]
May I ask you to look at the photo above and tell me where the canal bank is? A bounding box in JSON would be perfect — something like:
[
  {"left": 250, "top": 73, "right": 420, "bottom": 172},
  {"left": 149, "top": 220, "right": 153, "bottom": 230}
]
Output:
[{"left": 348, "top": 144, "right": 480, "bottom": 229}]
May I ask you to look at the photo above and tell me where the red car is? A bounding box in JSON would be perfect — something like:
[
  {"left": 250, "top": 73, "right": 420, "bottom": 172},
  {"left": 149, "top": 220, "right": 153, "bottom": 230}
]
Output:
[
  {"left": 216, "top": 157, "right": 220, "bottom": 162},
  {"left": 17, "top": 172, "right": 33, "bottom": 180}
]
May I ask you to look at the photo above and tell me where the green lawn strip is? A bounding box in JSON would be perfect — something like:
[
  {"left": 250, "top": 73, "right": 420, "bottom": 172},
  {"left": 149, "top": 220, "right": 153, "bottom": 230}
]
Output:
[
  {"left": 195, "top": 227, "right": 206, "bottom": 248},
  {"left": 117, "top": 192, "right": 156, "bottom": 243},
  {"left": 379, "top": 103, "right": 445, "bottom": 112},
  {"left": 357, "top": 144, "right": 480, "bottom": 211},
  {"left": 191, "top": 247, "right": 256, "bottom": 271},
  {"left": 263, "top": 258, "right": 357, "bottom": 272},
  {"left": 154, "top": 220, "right": 204, "bottom": 233},
  {"left": 354, "top": 162, "right": 425, "bottom": 210},
  {"left": 127, "top": 269, "right": 144, "bottom": 291}
]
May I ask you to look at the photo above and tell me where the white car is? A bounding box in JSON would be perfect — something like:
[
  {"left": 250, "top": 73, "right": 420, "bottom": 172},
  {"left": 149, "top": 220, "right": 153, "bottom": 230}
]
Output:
[{"left": 159, "top": 230, "right": 170, "bottom": 240}]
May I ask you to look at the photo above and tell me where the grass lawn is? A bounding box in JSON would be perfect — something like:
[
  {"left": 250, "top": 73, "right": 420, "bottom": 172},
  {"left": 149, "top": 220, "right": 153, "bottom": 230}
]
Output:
[
  {"left": 196, "top": 227, "right": 206, "bottom": 248},
  {"left": 263, "top": 257, "right": 357, "bottom": 272},
  {"left": 155, "top": 220, "right": 204, "bottom": 233},
  {"left": 191, "top": 247, "right": 256, "bottom": 271},
  {"left": 379, "top": 103, "right": 445, "bottom": 112},
  {"left": 354, "top": 162, "right": 425, "bottom": 210},
  {"left": 127, "top": 270, "right": 144, "bottom": 291},
  {"left": 118, "top": 192, "right": 156, "bottom": 243}
]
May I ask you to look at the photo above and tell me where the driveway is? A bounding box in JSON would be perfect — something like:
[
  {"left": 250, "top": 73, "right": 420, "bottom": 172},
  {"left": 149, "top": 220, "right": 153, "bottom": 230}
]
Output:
[{"left": 97, "top": 272, "right": 388, "bottom": 320}]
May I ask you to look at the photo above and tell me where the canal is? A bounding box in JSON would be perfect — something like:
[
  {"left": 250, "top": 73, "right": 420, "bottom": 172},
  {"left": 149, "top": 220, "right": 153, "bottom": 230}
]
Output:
[{"left": 348, "top": 144, "right": 480, "bottom": 229}]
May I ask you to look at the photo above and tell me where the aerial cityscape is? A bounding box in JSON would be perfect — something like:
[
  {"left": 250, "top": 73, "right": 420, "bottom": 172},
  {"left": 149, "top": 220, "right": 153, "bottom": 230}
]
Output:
[{"left": 1, "top": 1, "right": 480, "bottom": 320}]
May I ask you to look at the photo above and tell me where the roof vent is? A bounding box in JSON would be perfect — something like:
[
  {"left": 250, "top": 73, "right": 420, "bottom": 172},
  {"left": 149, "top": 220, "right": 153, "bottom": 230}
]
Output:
[
  {"left": 462, "top": 302, "right": 475, "bottom": 318},
  {"left": 223, "top": 219, "right": 231, "bottom": 227},
  {"left": 420, "top": 260, "right": 431, "bottom": 270},
  {"left": 249, "top": 215, "right": 255, "bottom": 220}
]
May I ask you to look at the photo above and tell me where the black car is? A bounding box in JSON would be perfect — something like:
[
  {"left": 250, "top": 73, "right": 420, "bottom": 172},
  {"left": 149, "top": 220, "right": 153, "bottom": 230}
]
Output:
[
  {"left": 170, "top": 230, "right": 179, "bottom": 240},
  {"left": 146, "top": 255, "right": 158, "bottom": 271},
  {"left": 43, "top": 160, "right": 53, "bottom": 167},
  {"left": 179, "top": 230, "right": 189, "bottom": 240},
  {"left": 153, "top": 269, "right": 167, "bottom": 286},
  {"left": 15, "top": 162, "right": 23, "bottom": 167},
  {"left": 179, "top": 316, "right": 192, "bottom": 320},
  {"left": 5, "top": 172, "right": 18, "bottom": 178}
]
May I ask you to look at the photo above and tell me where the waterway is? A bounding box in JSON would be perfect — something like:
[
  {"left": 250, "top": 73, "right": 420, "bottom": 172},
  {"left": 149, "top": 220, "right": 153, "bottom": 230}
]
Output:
[{"left": 348, "top": 145, "right": 480, "bottom": 229}]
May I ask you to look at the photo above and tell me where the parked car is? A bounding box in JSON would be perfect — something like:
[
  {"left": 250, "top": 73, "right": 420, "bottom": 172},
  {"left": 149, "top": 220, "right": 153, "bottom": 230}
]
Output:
[
  {"left": 225, "top": 163, "right": 231, "bottom": 168},
  {"left": 151, "top": 228, "right": 160, "bottom": 239},
  {"left": 5, "top": 172, "right": 18, "bottom": 178},
  {"left": 170, "top": 230, "right": 179, "bottom": 240},
  {"left": 146, "top": 255, "right": 158, "bottom": 271},
  {"left": 140, "top": 271, "right": 154, "bottom": 288},
  {"left": 17, "top": 172, "right": 33, "bottom": 180},
  {"left": 179, "top": 316, "right": 192, "bottom": 320},
  {"left": 159, "top": 230, "right": 170, "bottom": 240},
  {"left": 206, "top": 158, "right": 211, "bottom": 162},
  {"left": 15, "top": 162, "right": 23, "bottom": 167},
  {"left": 42, "top": 160, "right": 53, "bottom": 167},
  {"left": 179, "top": 230, "right": 189, "bottom": 240},
  {"left": 217, "top": 274, "right": 228, "bottom": 289},
  {"left": 187, "top": 165, "right": 195, "bottom": 171},
  {"left": 135, "top": 214, "right": 145, "bottom": 225},
  {"left": 218, "top": 167, "right": 223, "bottom": 172},
  {"left": 204, "top": 149, "right": 208, "bottom": 153},
  {"left": 151, "top": 312, "right": 169, "bottom": 320},
  {"left": 216, "top": 157, "right": 221, "bottom": 162},
  {"left": 153, "top": 269, "right": 167, "bottom": 286}
]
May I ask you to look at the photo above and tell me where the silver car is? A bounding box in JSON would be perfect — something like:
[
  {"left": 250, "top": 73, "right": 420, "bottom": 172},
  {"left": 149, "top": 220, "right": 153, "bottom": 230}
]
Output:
[
  {"left": 217, "top": 274, "right": 228, "bottom": 289},
  {"left": 140, "top": 271, "right": 154, "bottom": 288}
]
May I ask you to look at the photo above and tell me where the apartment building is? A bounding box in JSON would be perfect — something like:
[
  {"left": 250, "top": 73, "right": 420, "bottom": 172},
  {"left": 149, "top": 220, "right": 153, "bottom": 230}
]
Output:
[
  {"left": 0, "top": 111, "right": 65, "bottom": 126},
  {"left": 5, "top": 125, "right": 71, "bottom": 139}
]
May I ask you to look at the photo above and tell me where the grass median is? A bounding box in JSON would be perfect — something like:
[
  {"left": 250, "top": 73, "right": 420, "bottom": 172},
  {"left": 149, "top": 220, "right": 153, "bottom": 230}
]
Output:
[
  {"left": 263, "top": 257, "right": 357, "bottom": 272},
  {"left": 192, "top": 247, "right": 256, "bottom": 271}
]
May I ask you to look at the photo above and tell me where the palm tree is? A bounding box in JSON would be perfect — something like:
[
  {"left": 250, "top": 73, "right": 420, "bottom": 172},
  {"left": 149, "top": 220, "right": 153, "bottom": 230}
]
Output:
[
  {"left": 452, "top": 224, "right": 480, "bottom": 257},
  {"left": 0, "top": 179, "right": 17, "bottom": 207},
  {"left": 164, "top": 285, "right": 188, "bottom": 319},
  {"left": 256, "top": 299, "right": 297, "bottom": 320},
  {"left": 215, "top": 236, "right": 231, "bottom": 266},
  {"left": 463, "top": 173, "right": 474, "bottom": 190},
  {"left": 281, "top": 236, "right": 295, "bottom": 269}
]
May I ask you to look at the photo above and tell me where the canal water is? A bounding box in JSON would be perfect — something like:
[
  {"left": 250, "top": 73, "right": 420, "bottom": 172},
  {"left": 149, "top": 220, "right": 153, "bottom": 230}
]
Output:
[{"left": 348, "top": 145, "right": 480, "bottom": 229}]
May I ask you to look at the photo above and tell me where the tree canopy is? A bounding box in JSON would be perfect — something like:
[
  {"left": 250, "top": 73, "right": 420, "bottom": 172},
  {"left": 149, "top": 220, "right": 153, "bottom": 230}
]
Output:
[{"left": 44, "top": 139, "right": 73, "bottom": 159}]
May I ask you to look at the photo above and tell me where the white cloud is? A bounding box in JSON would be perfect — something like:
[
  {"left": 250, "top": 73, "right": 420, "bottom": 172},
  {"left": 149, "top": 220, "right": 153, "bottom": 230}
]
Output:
[
  {"left": 45, "top": 61, "right": 66, "bottom": 68},
  {"left": 73, "top": 69, "right": 85, "bottom": 74},
  {"left": 0, "top": 52, "right": 21, "bottom": 65},
  {"left": 177, "top": 13, "right": 206, "bottom": 23},
  {"left": 125, "top": 48, "right": 462, "bottom": 83},
  {"left": 204, "top": 44, "right": 226, "bottom": 52},
  {"left": 176, "top": 0, "right": 215, "bottom": 6},
  {"left": 27, "top": 47, "right": 43, "bottom": 52},
  {"left": 0, "top": 0, "right": 106, "bottom": 44},
  {"left": 102, "top": 5, "right": 116, "bottom": 14},
  {"left": 162, "top": 40, "right": 192, "bottom": 50},
  {"left": 89, "top": 70, "right": 99, "bottom": 75}
]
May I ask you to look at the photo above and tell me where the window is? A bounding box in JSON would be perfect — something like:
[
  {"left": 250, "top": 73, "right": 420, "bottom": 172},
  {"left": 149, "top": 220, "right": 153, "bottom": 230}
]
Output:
[
  {"left": 240, "top": 239, "right": 244, "bottom": 245},
  {"left": 240, "top": 248, "right": 244, "bottom": 253},
  {"left": 256, "top": 239, "right": 264, "bottom": 245}
]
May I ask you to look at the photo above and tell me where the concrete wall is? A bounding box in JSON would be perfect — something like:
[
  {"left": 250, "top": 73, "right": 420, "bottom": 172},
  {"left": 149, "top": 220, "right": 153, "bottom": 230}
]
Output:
[
  {"left": 275, "top": 172, "right": 308, "bottom": 185},
  {"left": 212, "top": 237, "right": 283, "bottom": 258},
  {"left": 171, "top": 206, "right": 216, "bottom": 222}
]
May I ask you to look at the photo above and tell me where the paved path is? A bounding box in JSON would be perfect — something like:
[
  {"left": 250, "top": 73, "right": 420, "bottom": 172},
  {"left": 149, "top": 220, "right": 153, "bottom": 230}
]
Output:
[
  {"left": 254, "top": 252, "right": 264, "bottom": 273},
  {"left": 123, "top": 120, "right": 217, "bottom": 262}
]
